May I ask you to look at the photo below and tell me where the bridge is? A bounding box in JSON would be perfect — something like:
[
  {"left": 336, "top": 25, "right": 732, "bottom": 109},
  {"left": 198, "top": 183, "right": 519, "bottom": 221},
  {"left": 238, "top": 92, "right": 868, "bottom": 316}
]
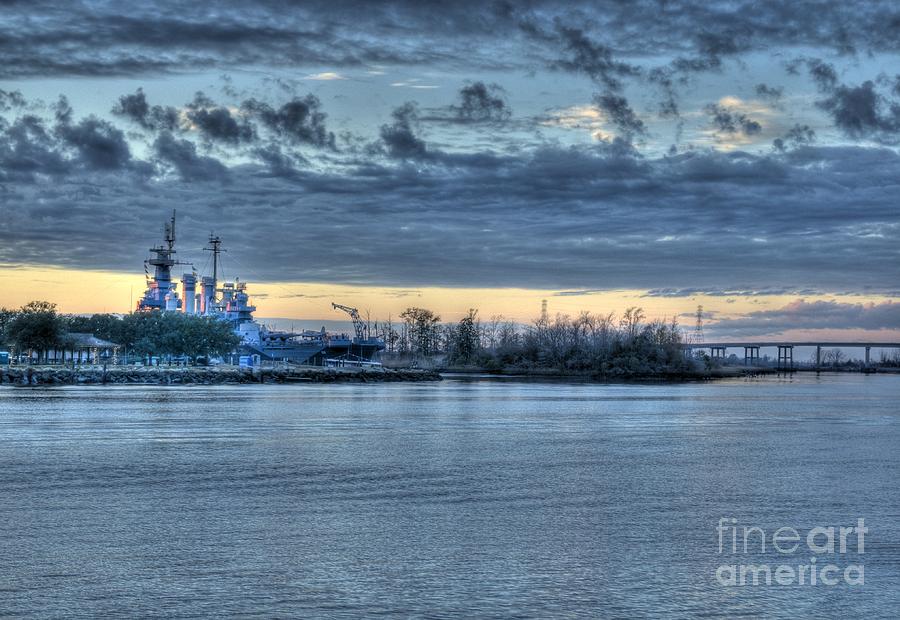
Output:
[{"left": 683, "top": 342, "right": 900, "bottom": 369}]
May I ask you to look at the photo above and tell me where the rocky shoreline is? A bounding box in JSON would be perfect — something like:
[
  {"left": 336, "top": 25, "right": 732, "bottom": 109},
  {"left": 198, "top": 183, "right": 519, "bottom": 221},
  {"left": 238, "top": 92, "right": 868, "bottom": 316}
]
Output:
[{"left": 0, "top": 366, "right": 442, "bottom": 386}]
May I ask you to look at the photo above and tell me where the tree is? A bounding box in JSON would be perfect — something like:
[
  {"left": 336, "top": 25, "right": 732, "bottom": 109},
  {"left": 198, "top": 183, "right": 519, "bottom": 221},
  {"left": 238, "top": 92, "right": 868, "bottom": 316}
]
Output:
[
  {"left": 7, "top": 301, "right": 64, "bottom": 362},
  {"left": 448, "top": 309, "right": 480, "bottom": 365},
  {"left": 400, "top": 307, "right": 441, "bottom": 357},
  {"left": 822, "top": 349, "right": 846, "bottom": 367},
  {"left": 620, "top": 307, "right": 645, "bottom": 341}
]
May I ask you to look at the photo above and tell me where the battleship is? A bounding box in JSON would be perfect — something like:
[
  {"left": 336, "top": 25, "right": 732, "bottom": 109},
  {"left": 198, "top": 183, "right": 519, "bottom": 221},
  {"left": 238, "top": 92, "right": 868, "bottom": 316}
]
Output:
[{"left": 136, "top": 212, "right": 384, "bottom": 366}]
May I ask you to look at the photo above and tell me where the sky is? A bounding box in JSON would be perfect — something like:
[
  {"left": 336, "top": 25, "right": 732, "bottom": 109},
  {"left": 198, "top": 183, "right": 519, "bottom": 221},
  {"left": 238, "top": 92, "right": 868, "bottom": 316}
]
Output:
[{"left": 0, "top": 0, "right": 898, "bottom": 339}]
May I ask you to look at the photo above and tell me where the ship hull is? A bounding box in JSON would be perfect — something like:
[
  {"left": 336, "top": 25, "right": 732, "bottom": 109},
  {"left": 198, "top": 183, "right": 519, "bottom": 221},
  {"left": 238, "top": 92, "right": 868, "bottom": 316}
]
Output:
[
  {"left": 242, "top": 342, "right": 325, "bottom": 365},
  {"left": 324, "top": 338, "right": 385, "bottom": 363}
]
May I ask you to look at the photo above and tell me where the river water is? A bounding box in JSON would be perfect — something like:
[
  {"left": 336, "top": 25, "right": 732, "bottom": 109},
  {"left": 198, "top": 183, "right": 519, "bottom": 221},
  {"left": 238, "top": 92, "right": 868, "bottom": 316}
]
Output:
[{"left": 0, "top": 373, "right": 898, "bottom": 618}]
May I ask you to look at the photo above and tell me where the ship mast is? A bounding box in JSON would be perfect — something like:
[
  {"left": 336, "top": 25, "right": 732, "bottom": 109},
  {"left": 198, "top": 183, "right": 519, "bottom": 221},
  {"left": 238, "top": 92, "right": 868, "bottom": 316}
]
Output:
[{"left": 204, "top": 234, "right": 224, "bottom": 290}]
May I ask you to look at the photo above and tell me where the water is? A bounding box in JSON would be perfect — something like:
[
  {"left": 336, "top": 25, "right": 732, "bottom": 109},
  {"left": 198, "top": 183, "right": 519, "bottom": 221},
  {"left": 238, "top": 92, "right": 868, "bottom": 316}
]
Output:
[{"left": 1, "top": 373, "right": 898, "bottom": 618}]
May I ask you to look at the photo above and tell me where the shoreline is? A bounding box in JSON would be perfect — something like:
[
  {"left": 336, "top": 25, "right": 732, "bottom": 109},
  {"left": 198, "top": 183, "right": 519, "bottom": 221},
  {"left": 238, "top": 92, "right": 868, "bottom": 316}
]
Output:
[
  {"left": 1, "top": 366, "right": 442, "bottom": 386},
  {"left": 437, "top": 366, "right": 776, "bottom": 382},
  {"left": 438, "top": 365, "right": 897, "bottom": 381}
]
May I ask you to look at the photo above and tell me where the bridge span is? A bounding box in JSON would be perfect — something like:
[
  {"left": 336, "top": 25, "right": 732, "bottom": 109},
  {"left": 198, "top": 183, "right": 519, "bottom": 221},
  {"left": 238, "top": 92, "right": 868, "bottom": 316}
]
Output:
[{"left": 683, "top": 342, "right": 900, "bottom": 369}]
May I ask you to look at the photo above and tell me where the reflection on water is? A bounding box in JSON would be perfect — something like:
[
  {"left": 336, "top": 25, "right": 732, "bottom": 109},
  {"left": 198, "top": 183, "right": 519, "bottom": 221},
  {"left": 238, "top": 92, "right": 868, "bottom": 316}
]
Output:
[{"left": 0, "top": 373, "right": 898, "bottom": 617}]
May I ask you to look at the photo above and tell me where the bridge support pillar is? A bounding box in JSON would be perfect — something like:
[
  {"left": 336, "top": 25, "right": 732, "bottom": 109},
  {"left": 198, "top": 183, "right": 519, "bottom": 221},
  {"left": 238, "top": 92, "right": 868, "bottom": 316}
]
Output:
[
  {"left": 777, "top": 345, "right": 794, "bottom": 371},
  {"left": 744, "top": 346, "right": 760, "bottom": 366},
  {"left": 865, "top": 346, "right": 871, "bottom": 369},
  {"left": 710, "top": 346, "right": 727, "bottom": 360},
  {"left": 816, "top": 345, "right": 822, "bottom": 369}
]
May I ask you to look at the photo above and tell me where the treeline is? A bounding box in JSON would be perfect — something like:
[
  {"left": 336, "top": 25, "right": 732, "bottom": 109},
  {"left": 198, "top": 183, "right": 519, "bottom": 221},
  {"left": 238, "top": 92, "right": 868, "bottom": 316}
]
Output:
[
  {"left": 0, "top": 301, "right": 239, "bottom": 362},
  {"left": 376, "top": 306, "right": 693, "bottom": 376}
]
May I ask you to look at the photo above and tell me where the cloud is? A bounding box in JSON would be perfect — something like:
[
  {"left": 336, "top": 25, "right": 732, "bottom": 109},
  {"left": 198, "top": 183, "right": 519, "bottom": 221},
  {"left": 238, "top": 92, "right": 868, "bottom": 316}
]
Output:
[
  {"left": 379, "top": 102, "right": 427, "bottom": 158},
  {"left": 645, "top": 287, "right": 824, "bottom": 298},
  {"left": 453, "top": 82, "right": 511, "bottom": 122},
  {"left": 0, "top": 95, "right": 133, "bottom": 179},
  {"left": 111, "top": 88, "right": 179, "bottom": 132},
  {"left": 303, "top": 72, "right": 346, "bottom": 81},
  {"left": 593, "top": 93, "right": 645, "bottom": 139},
  {"left": 55, "top": 116, "right": 132, "bottom": 170},
  {"left": 242, "top": 95, "right": 335, "bottom": 149},
  {"left": 708, "top": 300, "right": 900, "bottom": 336},
  {"left": 802, "top": 57, "right": 839, "bottom": 91},
  {"left": 773, "top": 124, "right": 815, "bottom": 151},
  {"left": 675, "top": 31, "right": 747, "bottom": 73},
  {"left": 754, "top": 83, "right": 783, "bottom": 103},
  {"left": 705, "top": 103, "right": 762, "bottom": 136},
  {"left": 0, "top": 89, "right": 26, "bottom": 112},
  {"left": 816, "top": 81, "right": 900, "bottom": 142},
  {"left": 2, "top": 1, "right": 900, "bottom": 82},
  {"left": 253, "top": 144, "right": 306, "bottom": 178},
  {"left": 184, "top": 92, "right": 254, "bottom": 145},
  {"left": 0, "top": 115, "right": 69, "bottom": 181},
  {"left": 0, "top": 7, "right": 899, "bottom": 298},
  {"left": 390, "top": 80, "right": 439, "bottom": 90},
  {"left": 152, "top": 131, "right": 228, "bottom": 181},
  {"left": 552, "top": 26, "right": 641, "bottom": 91},
  {"left": 2, "top": 118, "right": 899, "bottom": 296},
  {"left": 539, "top": 104, "right": 612, "bottom": 140},
  {"left": 791, "top": 58, "right": 900, "bottom": 143}
]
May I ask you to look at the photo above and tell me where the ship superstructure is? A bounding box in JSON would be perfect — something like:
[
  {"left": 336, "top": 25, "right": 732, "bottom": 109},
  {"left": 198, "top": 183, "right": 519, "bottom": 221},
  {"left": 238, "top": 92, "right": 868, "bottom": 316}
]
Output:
[
  {"left": 136, "top": 211, "right": 188, "bottom": 312},
  {"left": 136, "top": 213, "right": 384, "bottom": 365}
]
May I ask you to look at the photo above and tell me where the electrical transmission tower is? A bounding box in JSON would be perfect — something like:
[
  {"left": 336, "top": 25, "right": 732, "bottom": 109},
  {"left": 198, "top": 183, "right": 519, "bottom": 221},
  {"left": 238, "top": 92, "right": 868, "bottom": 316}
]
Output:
[
  {"left": 541, "top": 299, "right": 548, "bottom": 322},
  {"left": 693, "top": 305, "right": 705, "bottom": 344}
]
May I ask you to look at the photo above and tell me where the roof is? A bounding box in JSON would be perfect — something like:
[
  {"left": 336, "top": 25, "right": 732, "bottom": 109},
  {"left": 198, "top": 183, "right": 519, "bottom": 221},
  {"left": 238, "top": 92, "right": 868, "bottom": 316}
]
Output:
[{"left": 65, "top": 333, "right": 120, "bottom": 348}]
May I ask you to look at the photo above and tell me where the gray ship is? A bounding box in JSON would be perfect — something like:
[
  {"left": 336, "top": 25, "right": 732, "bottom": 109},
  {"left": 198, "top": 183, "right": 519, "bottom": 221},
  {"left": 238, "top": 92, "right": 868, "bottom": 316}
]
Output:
[{"left": 136, "top": 212, "right": 384, "bottom": 365}]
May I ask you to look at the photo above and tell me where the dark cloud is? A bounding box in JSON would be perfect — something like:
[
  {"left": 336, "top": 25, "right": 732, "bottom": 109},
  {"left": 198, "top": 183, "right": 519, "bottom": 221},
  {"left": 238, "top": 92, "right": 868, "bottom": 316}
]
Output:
[
  {"left": 773, "top": 124, "right": 815, "bottom": 151},
  {"left": 0, "top": 89, "right": 26, "bottom": 112},
  {"left": 593, "top": 93, "right": 646, "bottom": 139},
  {"left": 645, "top": 287, "right": 824, "bottom": 298},
  {"left": 1, "top": 96, "right": 131, "bottom": 180},
  {"left": 53, "top": 95, "right": 73, "bottom": 126},
  {"left": 709, "top": 300, "right": 900, "bottom": 336},
  {"left": 453, "top": 82, "right": 511, "bottom": 122},
  {"left": 185, "top": 92, "right": 254, "bottom": 145},
  {"left": 253, "top": 144, "right": 306, "bottom": 178},
  {"left": 242, "top": 95, "right": 335, "bottom": 148},
  {"left": 804, "top": 58, "right": 839, "bottom": 92},
  {"left": 2, "top": 1, "right": 900, "bottom": 81},
  {"left": 111, "top": 88, "right": 179, "bottom": 132},
  {"left": 0, "top": 115, "right": 69, "bottom": 181},
  {"left": 754, "top": 83, "right": 783, "bottom": 102},
  {"left": 2, "top": 129, "right": 899, "bottom": 296},
  {"left": 55, "top": 116, "right": 131, "bottom": 170},
  {"left": 1, "top": 2, "right": 900, "bottom": 298},
  {"left": 816, "top": 81, "right": 900, "bottom": 142},
  {"left": 552, "top": 26, "right": 641, "bottom": 91},
  {"left": 379, "top": 103, "right": 427, "bottom": 158},
  {"left": 671, "top": 31, "right": 747, "bottom": 74},
  {"left": 787, "top": 58, "right": 900, "bottom": 142},
  {"left": 152, "top": 131, "right": 228, "bottom": 181},
  {"left": 705, "top": 103, "right": 762, "bottom": 136},
  {"left": 647, "top": 67, "right": 680, "bottom": 119}
]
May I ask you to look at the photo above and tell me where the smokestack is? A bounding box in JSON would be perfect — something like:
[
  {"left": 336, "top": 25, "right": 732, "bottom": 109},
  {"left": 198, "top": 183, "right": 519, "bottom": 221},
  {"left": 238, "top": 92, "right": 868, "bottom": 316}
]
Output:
[
  {"left": 181, "top": 273, "right": 197, "bottom": 314},
  {"left": 200, "top": 276, "right": 216, "bottom": 314}
]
